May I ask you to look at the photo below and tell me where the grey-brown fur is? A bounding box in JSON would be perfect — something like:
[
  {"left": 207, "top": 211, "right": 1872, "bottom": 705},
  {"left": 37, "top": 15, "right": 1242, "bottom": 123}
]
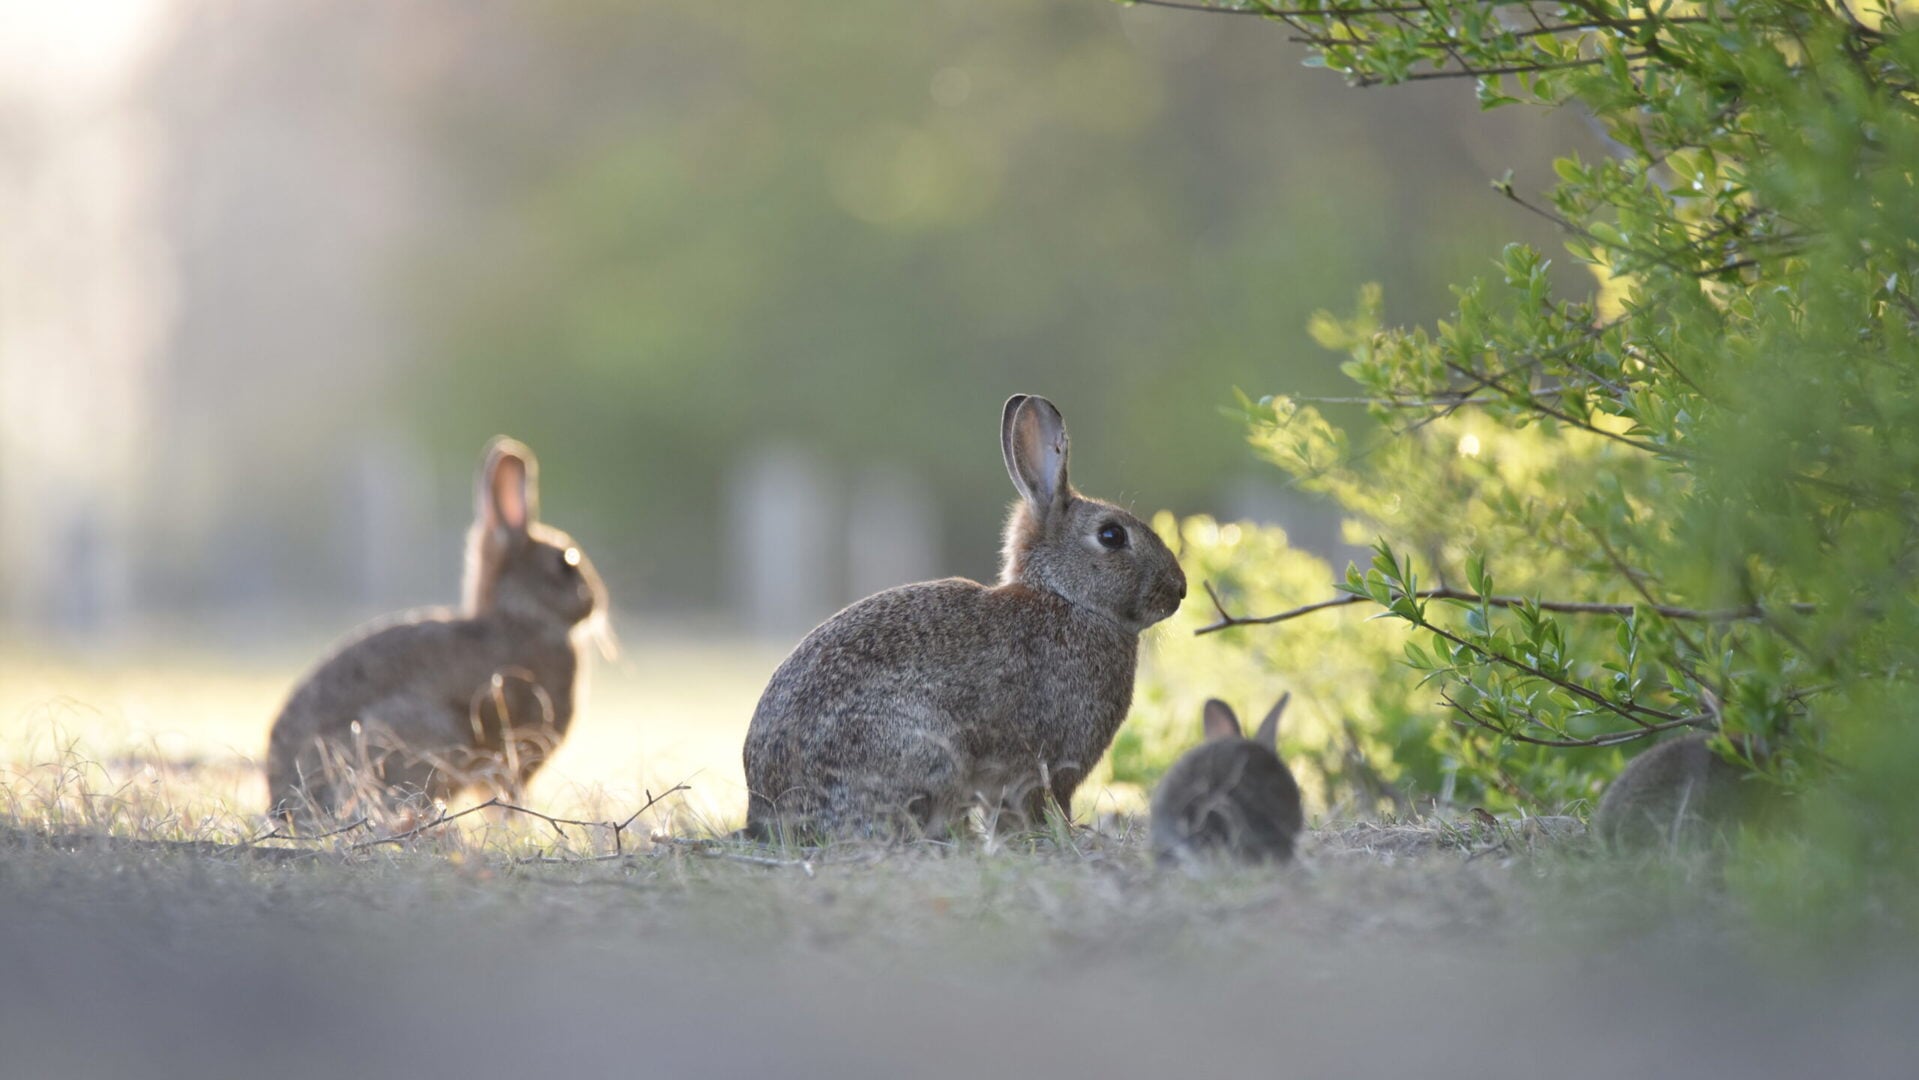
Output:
[
  {"left": 742, "top": 395, "right": 1187, "bottom": 839},
  {"left": 265, "top": 436, "right": 606, "bottom": 823},
  {"left": 1591, "top": 732, "right": 1755, "bottom": 849},
  {"left": 1151, "top": 695, "right": 1304, "bottom": 865}
]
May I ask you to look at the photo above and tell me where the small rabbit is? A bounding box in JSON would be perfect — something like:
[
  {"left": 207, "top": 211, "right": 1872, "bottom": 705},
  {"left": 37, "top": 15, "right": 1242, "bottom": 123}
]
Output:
[
  {"left": 265, "top": 436, "right": 607, "bottom": 823},
  {"left": 742, "top": 394, "right": 1187, "bottom": 840},
  {"left": 1591, "top": 731, "right": 1755, "bottom": 849},
  {"left": 1150, "top": 694, "right": 1305, "bottom": 865}
]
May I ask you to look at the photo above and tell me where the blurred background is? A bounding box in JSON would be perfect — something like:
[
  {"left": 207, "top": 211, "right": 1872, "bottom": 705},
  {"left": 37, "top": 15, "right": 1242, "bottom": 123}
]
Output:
[{"left": 0, "top": 0, "right": 1587, "bottom": 814}]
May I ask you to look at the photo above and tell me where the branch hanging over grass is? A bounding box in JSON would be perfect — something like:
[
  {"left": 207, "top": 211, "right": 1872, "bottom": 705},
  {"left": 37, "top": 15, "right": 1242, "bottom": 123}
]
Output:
[
  {"left": 273, "top": 783, "right": 696, "bottom": 853},
  {"left": 247, "top": 814, "right": 371, "bottom": 845},
  {"left": 1196, "top": 580, "right": 1814, "bottom": 636},
  {"left": 369, "top": 785, "right": 686, "bottom": 852}
]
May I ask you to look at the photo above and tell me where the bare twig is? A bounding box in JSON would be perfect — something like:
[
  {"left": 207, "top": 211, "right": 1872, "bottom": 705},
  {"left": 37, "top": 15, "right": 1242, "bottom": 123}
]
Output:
[
  {"left": 245, "top": 814, "right": 370, "bottom": 845},
  {"left": 340, "top": 783, "right": 692, "bottom": 853},
  {"left": 489, "top": 783, "right": 691, "bottom": 853},
  {"left": 351, "top": 798, "right": 504, "bottom": 850},
  {"left": 1203, "top": 575, "right": 1802, "bottom": 731},
  {"left": 1196, "top": 582, "right": 1813, "bottom": 635},
  {"left": 1124, "top": 1, "right": 1430, "bottom": 16}
]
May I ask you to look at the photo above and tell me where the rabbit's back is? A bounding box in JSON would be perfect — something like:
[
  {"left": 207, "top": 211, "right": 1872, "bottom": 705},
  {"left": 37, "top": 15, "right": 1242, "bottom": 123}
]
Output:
[
  {"left": 745, "top": 578, "right": 1135, "bottom": 836},
  {"left": 268, "top": 612, "right": 577, "bottom": 814},
  {"left": 276, "top": 614, "right": 574, "bottom": 727},
  {"left": 1592, "top": 733, "right": 1751, "bottom": 848},
  {"left": 1150, "top": 740, "right": 1304, "bottom": 864}
]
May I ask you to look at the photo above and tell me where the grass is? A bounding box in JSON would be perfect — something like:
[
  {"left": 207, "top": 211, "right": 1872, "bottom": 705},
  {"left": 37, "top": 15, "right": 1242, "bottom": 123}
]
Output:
[
  {"left": 0, "top": 631, "right": 1570, "bottom": 948},
  {"left": 0, "top": 630, "right": 788, "bottom": 836},
  {"left": 2, "top": 636, "right": 1915, "bottom": 1077}
]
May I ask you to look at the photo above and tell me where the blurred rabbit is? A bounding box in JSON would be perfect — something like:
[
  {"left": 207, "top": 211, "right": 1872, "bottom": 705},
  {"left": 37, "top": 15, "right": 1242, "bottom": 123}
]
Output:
[
  {"left": 1591, "top": 732, "right": 1756, "bottom": 850},
  {"left": 1151, "top": 694, "right": 1305, "bottom": 865},
  {"left": 742, "top": 394, "right": 1187, "bottom": 840},
  {"left": 265, "top": 436, "right": 607, "bottom": 824}
]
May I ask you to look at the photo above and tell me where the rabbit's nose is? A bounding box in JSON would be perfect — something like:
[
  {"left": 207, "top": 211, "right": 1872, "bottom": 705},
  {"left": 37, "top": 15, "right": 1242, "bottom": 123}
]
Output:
[{"left": 1176, "top": 579, "right": 1188, "bottom": 601}]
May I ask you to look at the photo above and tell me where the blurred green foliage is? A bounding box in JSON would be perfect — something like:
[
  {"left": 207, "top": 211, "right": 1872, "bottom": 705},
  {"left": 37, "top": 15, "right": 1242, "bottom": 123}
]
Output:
[
  {"left": 1112, "top": 512, "right": 1449, "bottom": 817},
  {"left": 1166, "top": 0, "right": 1919, "bottom": 934},
  {"left": 404, "top": 0, "right": 1576, "bottom": 607}
]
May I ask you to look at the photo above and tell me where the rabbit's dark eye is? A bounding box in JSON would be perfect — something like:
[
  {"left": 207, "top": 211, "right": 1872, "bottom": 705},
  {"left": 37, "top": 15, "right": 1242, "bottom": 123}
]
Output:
[{"left": 1096, "top": 523, "right": 1128, "bottom": 550}]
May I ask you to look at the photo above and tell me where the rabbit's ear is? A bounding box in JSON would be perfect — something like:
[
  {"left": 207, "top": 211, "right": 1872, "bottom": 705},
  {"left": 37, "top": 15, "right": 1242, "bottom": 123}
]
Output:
[
  {"left": 480, "top": 437, "right": 540, "bottom": 536},
  {"left": 1202, "top": 699, "right": 1242, "bottom": 741},
  {"left": 1255, "top": 692, "right": 1291, "bottom": 749},
  {"left": 1000, "top": 394, "right": 1030, "bottom": 482},
  {"left": 1002, "top": 394, "right": 1070, "bottom": 516}
]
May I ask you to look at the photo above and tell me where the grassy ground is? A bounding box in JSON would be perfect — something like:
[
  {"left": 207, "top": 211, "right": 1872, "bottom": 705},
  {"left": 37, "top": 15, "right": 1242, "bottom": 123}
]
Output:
[
  {"left": 0, "top": 631, "right": 787, "bottom": 834},
  {"left": 2, "top": 640, "right": 1914, "bottom": 1078}
]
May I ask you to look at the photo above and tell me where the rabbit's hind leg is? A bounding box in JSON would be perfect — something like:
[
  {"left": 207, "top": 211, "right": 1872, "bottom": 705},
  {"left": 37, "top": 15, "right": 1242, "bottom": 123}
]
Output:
[{"left": 346, "top": 698, "right": 474, "bottom": 818}]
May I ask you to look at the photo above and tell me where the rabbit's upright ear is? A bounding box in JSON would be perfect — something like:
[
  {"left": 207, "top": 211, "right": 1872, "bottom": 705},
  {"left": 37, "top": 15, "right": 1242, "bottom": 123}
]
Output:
[
  {"left": 1255, "top": 692, "right": 1291, "bottom": 750},
  {"left": 1000, "top": 394, "right": 1029, "bottom": 481},
  {"left": 480, "top": 436, "right": 540, "bottom": 536},
  {"left": 1202, "top": 699, "right": 1242, "bottom": 741},
  {"left": 1002, "top": 394, "right": 1070, "bottom": 517}
]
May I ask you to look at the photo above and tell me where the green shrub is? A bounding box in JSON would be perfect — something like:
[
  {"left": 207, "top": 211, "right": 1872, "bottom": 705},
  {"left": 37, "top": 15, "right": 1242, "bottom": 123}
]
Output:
[{"left": 1145, "top": 1, "right": 1919, "bottom": 931}]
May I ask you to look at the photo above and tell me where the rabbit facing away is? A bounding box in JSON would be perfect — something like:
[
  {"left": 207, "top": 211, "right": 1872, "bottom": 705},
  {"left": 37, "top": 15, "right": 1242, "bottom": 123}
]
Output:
[
  {"left": 1151, "top": 695, "right": 1305, "bottom": 865},
  {"left": 1591, "top": 732, "right": 1757, "bottom": 850},
  {"left": 742, "top": 394, "right": 1187, "bottom": 841},
  {"left": 266, "top": 436, "right": 607, "bottom": 824}
]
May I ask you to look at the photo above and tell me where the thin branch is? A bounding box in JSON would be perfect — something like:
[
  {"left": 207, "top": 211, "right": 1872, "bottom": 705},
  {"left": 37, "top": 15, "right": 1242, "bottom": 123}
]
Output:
[
  {"left": 1493, "top": 182, "right": 1771, "bottom": 284},
  {"left": 246, "top": 814, "right": 370, "bottom": 845},
  {"left": 1291, "top": 393, "right": 1504, "bottom": 407},
  {"left": 1356, "top": 51, "right": 1647, "bottom": 86},
  {"left": 1442, "top": 692, "right": 1706, "bottom": 748},
  {"left": 352, "top": 797, "right": 503, "bottom": 850},
  {"left": 1285, "top": 14, "right": 1715, "bottom": 50},
  {"left": 1195, "top": 581, "right": 1812, "bottom": 635},
  {"left": 339, "top": 783, "right": 692, "bottom": 852},
  {"left": 1274, "top": 315, "right": 1626, "bottom": 492},
  {"left": 488, "top": 783, "right": 690, "bottom": 854},
  {"left": 1203, "top": 573, "right": 1732, "bottom": 730},
  {"left": 1123, "top": 1, "right": 1430, "bottom": 15},
  {"left": 1576, "top": 515, "right": 1732, "bottom": 710},
  {"left": 1441, "top": 358, "right": 1692, "bottom": 460},
  {"left": 1423, "top": 618, "right": 1680, "bottom": 725}
]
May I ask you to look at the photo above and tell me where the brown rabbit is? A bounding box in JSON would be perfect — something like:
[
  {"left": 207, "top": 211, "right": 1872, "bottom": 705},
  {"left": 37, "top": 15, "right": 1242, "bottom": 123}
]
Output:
[
  {"left": 742, "top": 394, "right": 1187, "bottom": 840},
  {"left": 1150, "top": 694, "right": 1305, "bottom": 865},
  {"left": 265, "top": 436, "right": 607, "bottom": 823},
  {"left": 1591, "top": 732, "right": 1756, "bottom": 849}
]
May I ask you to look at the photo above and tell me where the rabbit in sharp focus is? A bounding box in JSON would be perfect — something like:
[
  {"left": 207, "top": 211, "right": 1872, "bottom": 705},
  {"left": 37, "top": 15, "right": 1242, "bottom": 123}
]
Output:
[
  {"left": 265, "top": 436, "right": 607, "bottom": 824},
  {"left": 742, "top": 394, "right": 1187, "bottom": 840},
  {"left": 1151, "top": 694, "right": 1305, "bottom": 865}
]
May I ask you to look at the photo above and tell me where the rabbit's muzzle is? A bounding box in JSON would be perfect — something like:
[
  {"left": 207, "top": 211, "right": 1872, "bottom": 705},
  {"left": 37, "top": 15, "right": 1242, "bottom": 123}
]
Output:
[{"left": 1136, "top": 565, "right": 1188, "bottom": 627}]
